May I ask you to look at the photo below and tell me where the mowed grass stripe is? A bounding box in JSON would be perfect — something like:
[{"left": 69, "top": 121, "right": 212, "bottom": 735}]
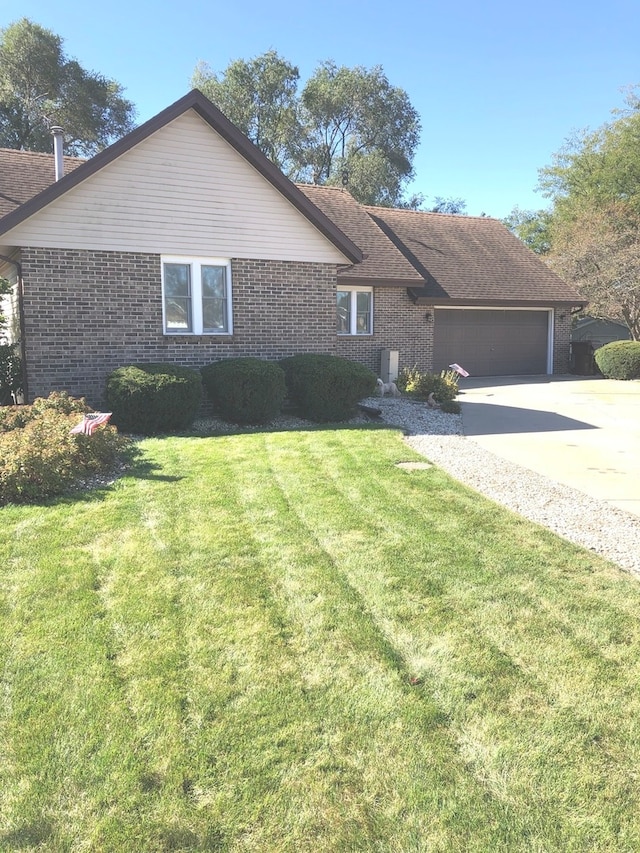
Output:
[
  {"left": 0, "top": 499, "right": 161, "bottom": 847},
  {"left": 154, "top": 434, "right": 519, "bottom": 851},
  {"left": 1, "top": 428, "right": 640, "bottom": 850},
  {"left": 259, "top": 428, "right": 640, "bottom": 847},
  {"left": 271, "top": 427, "right": 640, "bottom": 696}
]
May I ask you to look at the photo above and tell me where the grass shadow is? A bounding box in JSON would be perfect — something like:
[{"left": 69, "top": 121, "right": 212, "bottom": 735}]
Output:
[
  {"left": 12, "top": 444, "right": 186, "bottom": 509},
  {"left": 0, "top": 820, "right": 54, "bottom": 849}
]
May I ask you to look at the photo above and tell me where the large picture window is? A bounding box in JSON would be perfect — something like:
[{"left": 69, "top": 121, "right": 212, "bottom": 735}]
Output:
[
  {"left": 162, "top": 257, "right": 232, "bottom": 335},
  {"left": 337, "top": 286, "right": 373, "bottom": 335}
]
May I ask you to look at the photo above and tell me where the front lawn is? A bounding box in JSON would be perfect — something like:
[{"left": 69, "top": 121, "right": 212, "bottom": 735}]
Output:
[{"left": 2, "top": 426, "right": 640, "bottom": 851}]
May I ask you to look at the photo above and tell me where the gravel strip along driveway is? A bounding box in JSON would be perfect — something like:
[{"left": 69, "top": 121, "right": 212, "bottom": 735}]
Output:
[
  {"left": 193, "top": 395, "right": 640, "bottom": 576},
  {"left": 370, "top": 397, "right": 640, "bottom": 577}
]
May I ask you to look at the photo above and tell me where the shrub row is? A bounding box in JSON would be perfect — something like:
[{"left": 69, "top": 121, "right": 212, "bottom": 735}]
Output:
[
  {"left": 0, "top": 393, "right": 130, "bottom": 505},
  {"left": 105, "top": 356, "right": 378, "bottom": 433},
  {"left": 594, "top": 341, "right": 640, "bottom": 380},
  {"left": 0, "top": 356, "right": 463, "bottom": 502},
  {"left": 102, "top": 357, "right": 467, "bottom": 432}
]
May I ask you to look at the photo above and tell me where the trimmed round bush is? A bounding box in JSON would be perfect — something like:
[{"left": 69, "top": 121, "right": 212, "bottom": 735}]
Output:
[
  {"left": 280, "top": 354, "right": 377, "bottom": 422},
  {"left": 106, "top": 363, "right": 203, "bottom": 434},
  {"left": 201, "top": 358, "right": 286, "bottom": 424},
  {"left": 594, "top": 341, "right": 640, "bottom": 380}
]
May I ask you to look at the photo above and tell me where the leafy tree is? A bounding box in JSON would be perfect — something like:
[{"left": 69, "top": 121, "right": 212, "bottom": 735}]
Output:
[
  {"left": 193, "top": 53, "right": 421, "bottom": 207},
  {"left": 546, "top": 201, "right": 640, "bottom": 340},
  {"left": 538, "top": 101, "right": 640, "bottom": 220},
  {"left": 299, "top": 62, "right": 420, "bottom": 206},
  {"left": 430, "top": 196, "right": 467, "bottom": 215},
  {"left": 392, "top": 194, "right": 469, "bottom": 213},
  {"left": 192, "top": 51, "right": 303, "bottom": 174},
  {"left": 503, "top": 206, "right": 553, "bottom": 254},
  {"left": 0, "top": 18, "right": 135, "bottom": 156},
  {"left": 530, "top": 89, "right": 640, "bottom": 337}
]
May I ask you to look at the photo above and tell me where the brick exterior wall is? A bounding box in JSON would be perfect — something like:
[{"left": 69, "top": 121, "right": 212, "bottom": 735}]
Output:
[
  {"left": 336, "top": 287, "right": 434, "bottom": 377},
  {"left": 552, "top": 310, "right": 573, "bottom": 373},
  {"left": 20, "top": 248, "right": 338, "bottom": 405},
  {"left": 18, "top": 247, "right": 571, "bottom": 407}
]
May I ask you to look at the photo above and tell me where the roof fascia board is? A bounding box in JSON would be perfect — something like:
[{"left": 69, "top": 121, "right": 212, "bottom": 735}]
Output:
[
  {"left": 337, "top": 275, "right": 426, "bottom": 288},
  {"left": 0, "top": 90, "right": 363, "bottom": 264},
  {"left": 408, "top": 292, "right": 589, "bottom": 308}
]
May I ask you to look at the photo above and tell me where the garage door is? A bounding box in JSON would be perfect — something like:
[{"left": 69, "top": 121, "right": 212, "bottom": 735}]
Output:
[{"left": 433, "top": 309, "right": 549, "bottom": 376}]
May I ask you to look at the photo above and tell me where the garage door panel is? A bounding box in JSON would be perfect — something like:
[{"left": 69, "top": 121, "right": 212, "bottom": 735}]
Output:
[{"left": 433, "top": 309, "right": 549, "bottom": 376}]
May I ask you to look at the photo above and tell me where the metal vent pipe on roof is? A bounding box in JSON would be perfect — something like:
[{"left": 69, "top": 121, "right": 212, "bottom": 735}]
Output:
[{"left": 51, "top": 126, "right": 64, "bottom": 180}]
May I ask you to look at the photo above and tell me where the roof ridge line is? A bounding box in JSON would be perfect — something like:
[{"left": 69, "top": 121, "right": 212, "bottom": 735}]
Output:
[{"left": 364, "top": 203, "right": 499, "bottom": 222}]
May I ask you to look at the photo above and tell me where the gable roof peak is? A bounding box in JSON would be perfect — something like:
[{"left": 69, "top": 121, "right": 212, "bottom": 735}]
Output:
[{"left": 0, "top": 89, "right": 362, "bottom": 263}]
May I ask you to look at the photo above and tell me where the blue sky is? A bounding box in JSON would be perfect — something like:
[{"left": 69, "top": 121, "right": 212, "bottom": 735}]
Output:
[{"left": 3, "top": 0, "right": 638, "bottom": 218}]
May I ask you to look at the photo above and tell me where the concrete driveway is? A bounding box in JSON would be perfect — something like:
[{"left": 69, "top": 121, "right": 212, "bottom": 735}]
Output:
[{"left": 459, "top": 375, "right": 640, "bottom": 517}]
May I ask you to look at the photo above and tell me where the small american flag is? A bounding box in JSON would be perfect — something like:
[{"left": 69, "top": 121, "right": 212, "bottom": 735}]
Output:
[
  {"left": 449, "top": 363, "right": 470, "bottom": 377},
  {"left": 70, "top": 412, "right": 112, "bottom": 436}
]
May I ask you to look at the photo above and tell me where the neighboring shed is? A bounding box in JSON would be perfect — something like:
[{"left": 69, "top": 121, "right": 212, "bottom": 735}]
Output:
[
  {"left": 570, "top": 317, "right": 632, "bottom": 375},
  {"left": 571, "top": 317, "right": 631, "bottom": 348}
]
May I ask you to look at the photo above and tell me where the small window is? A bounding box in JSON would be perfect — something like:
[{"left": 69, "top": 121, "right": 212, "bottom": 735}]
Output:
[
  {"left": 164, "top": 263, "right": 192, "bottom": 332},
  {"left": 162, "top": 257, "right": 232, "bottom": 335},
  {"left": 337, "top": 287, "right": 373, "bottom": 335}
]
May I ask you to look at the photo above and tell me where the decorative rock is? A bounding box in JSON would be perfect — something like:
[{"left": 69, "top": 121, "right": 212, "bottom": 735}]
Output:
[{"left": 360, "top": 397, "right": 640, "bottom": 576}]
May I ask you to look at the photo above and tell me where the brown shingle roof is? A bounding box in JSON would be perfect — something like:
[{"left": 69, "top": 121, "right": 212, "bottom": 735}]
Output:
[
  {"left": 0, "top": 148, "right": 85, "bottom": 218},
  {"left": 296, "top": 184, "right": 423, "bottom": 286},
  {"left": 365, "top": 206, "right": 585, "bottom": 305},
  {"left": 0, "top": 91, "right": 586, "bottom": 308}
]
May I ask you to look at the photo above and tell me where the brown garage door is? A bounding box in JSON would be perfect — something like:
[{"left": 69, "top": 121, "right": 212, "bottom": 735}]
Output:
[{"left": 433, "top": 309, "right": 549, "bottom": 376}]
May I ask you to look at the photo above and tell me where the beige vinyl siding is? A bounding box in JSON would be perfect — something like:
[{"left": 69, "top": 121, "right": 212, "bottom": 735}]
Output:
[{"left": 1, "top": 111, "right": 348, "bottom": 263}]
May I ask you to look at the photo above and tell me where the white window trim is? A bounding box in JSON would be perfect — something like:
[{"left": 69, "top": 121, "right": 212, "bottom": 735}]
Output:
[
  {"left": 337, "top": 285, "right": 374, "bottom": 336},
  {"left": 162, "top": 255, "right": 233, "bottom": 335}
]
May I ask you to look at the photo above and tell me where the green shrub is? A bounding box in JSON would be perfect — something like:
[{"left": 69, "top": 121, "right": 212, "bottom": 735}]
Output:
[
  {"left": 0, "top": 402, "right": 31, "bottom": 433},
  {"left": 0, "top": 398, "right": 130, "bottom": 505},
  {"left": 0, "top": 391, "right": 89, "bottom": 433},
  {"left": 201, "top": 358, "right": 286, "bottom": 424},
  {"left": 32, "top": 390, "right": 90, "bottom": 416},
  {"left": 280, "top": 354, "right": 377, "bottom": 422},
  {"left": 594, "top": 341, "right": 640, "bottom": 380},
  {"left": 397, "top": 366, "right": 459, "bottom": 406},
  {"left": 105, "top": 363, "right": 203, "bottom": 434}
]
